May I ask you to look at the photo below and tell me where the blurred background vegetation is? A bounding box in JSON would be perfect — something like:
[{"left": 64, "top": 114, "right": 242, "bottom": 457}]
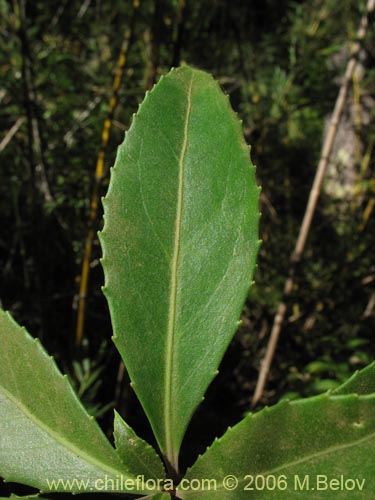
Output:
[{"left": 1, "top": 0, "right": 374, "bottom": 492}]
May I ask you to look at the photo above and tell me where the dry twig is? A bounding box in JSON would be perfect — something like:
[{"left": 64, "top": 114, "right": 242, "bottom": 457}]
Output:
[
  {"left": 252, "top": 0, "right": 375, "bottom": 407},
  {"left": 75, "top": 2, "right": 139, "bottom": 346}
]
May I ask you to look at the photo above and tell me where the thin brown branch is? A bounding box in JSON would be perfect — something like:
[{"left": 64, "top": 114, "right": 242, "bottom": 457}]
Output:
[
  {"left": 63, "top": 95, "right": 102, "bottom": 147},
  {"left": 77, "top": 0, "right": 92, "bottom": 20},
  {"left": 75, "top": 2, "right": 139, "bottom": 346},
  {"left": 17, "top": 0, "right": 53, "bottom": 205},
  {"left": 0, "top": 117, "right": 24, "bottom": 152},
  {"left": 362, "top": 292, "right": 375, "bottom": 319},
  {"left": 252, "top": 0, "right": 375, "bottom": 407}
]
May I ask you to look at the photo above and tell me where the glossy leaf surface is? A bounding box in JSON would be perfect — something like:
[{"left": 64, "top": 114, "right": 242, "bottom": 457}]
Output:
[
  {"left": 114, "top": 410, "right": 166, "bottom": 480},
  {"left": 178, "top": 394, "right": 375, "bottom": 499},
  {"left": 100, "top": 66, "right": 259, "bottom": 468},
  {"left": 0, "top": 310, "right": 155, "bottom": 495}
]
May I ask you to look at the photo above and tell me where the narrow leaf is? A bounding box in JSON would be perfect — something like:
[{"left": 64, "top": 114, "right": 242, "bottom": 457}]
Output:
[
  {"left": 114, "top": 410, "right": 166, "bottom": 480},
  {"left": 334, "top": 361, "right": 375, "bottom": 396},
  {"left": 178, "top": 394, "right": 375, "bottom": 499},
  {"left": 100, "top": 65, "right": 259, "bottom": 468},
  {"left": 0, "top": 310, "right": 156, "bottom": 495}
]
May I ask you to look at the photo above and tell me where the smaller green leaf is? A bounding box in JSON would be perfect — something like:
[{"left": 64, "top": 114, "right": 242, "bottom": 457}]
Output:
[
  {"left": 114, "top": 410, "right": 166, "bottom": 480},
  {"left": 334, "top": 360, "right": 375, "bottom": 396},
  {"left": 142, "top": 493, "right": 171, "bottom": 500},
  {"left": 178, "top": 394, "right": 375, "bottom": 499},
  {"left": 0, "top": 496, "right": 51, "bottom": 500},
  {"left": 304, "top": 361, "right": 334, "bottom": 374},
  {"left": 346, "top": 338, "right": 369, "bottom": 349},
  {"left": 0, "top": 310, "right": 155, "bottom": 495},
  {"left": 310, "top": 378, "right": 340, "bottom": 393}
]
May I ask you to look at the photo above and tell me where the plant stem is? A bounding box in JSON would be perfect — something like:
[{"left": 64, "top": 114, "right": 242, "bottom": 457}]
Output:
[
  {"left": 252, "top": 0, "right": 375, "bottom": 407},
  {"left": 75, "top": 2, "right": 138, "bottom": 346}
]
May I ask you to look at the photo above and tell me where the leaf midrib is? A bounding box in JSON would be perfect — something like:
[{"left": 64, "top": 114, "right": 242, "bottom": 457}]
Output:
[
  {"left": 180, "top": 429, "right": 375, "bottom": 496},
  {"left": 164, "top": 71, "right": 194, "bottom": 468},
  {"left": 0, "top": 384, "right": 138, "bottom": 484}
]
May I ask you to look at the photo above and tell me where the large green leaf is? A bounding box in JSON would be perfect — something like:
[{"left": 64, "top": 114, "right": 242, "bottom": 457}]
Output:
[
  {"left": 178, "top": 394, "right": 375, "bottom": 499},
  {"left": 0, "top": 310, "right": 156, "bottom": 495},
  {"left": 0, "top": 497, "right": 52, "bottom": 500},
  {"left": 142, "top": 493, "right": 171, "bottom": 500},
  {"left": 0, "top": 497, "right": 48, "bottom": 500},
  {"left": 114, "top": 410, "right": 166, "bottom": 480},
  {"left": 334, "top": 361, "right": 375, "bottom": 396},
  {"left": 100, "top": 65, "right": 259, "bottom": 469}
]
